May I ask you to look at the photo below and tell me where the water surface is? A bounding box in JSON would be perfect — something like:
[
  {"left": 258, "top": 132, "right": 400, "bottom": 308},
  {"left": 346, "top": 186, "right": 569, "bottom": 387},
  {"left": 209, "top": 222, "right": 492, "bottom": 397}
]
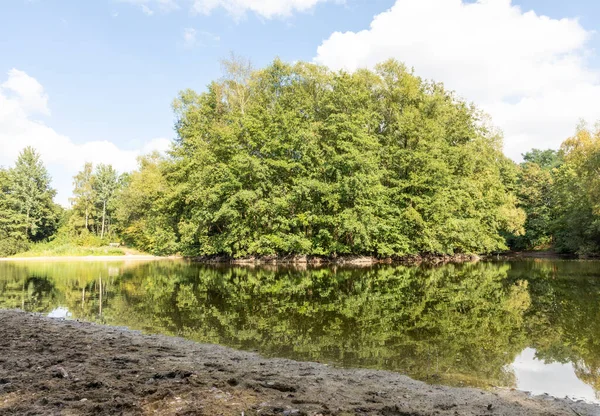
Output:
[{"left": 1, "top": 259, "right": 599, "bottom": 403}]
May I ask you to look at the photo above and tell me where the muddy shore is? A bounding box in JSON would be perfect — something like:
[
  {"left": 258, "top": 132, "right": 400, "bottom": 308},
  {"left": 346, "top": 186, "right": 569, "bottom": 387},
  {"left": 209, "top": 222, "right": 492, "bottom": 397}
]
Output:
[{"left": 1, "top": 311, "right": 599, "bottom": 415}]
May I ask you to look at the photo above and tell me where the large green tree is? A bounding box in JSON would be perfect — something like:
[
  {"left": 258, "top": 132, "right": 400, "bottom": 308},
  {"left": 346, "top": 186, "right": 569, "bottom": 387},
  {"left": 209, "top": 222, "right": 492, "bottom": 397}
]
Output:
[
  {"left": 0, "top": 168, "right": 29, "bottom": 256},
  {"left": 165, "top": 58, "right": 524, "bottom": 257},
  {"left": 9, "top": 147, "right": 60, "bottom": 241}
]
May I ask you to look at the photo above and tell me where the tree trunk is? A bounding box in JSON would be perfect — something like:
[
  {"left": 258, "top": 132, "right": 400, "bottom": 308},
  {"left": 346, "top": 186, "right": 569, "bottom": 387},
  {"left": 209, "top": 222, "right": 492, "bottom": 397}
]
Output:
[
  {"left": 98, "top": 275, "right": 102, "bottom": 316},
  {"left": 101, "top": 200, "right": 106, "bottom": 239},
  {"left": 85, "top": 207, "right": 89, "bottom": 230}
]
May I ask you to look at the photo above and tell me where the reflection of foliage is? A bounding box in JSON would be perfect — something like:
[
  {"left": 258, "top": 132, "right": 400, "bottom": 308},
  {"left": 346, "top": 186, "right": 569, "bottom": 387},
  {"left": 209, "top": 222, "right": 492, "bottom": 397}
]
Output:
[
  {"left": 1, "top": 260, "right": 599, "bottom": 395},
  {"left": 514, "top": 260, "right": 600, "bottom": 396}
]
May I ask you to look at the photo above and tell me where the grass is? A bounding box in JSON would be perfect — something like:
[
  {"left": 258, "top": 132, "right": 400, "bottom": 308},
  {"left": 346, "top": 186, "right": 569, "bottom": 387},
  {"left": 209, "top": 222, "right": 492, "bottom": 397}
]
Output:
[{"left": 12, "top": 243, "right": 127, "bottom": 257}]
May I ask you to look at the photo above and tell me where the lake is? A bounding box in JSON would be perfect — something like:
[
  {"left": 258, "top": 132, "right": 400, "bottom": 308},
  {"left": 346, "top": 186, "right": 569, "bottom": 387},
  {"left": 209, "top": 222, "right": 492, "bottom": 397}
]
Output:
[{"left": 1, "top": 259, "right": 599, "bottom": 404}]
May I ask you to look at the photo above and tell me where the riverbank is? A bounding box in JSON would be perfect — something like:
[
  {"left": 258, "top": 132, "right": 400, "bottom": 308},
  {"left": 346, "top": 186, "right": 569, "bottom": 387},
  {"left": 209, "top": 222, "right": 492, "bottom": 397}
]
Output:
[
  {"left": 0, "top": 254, "right": 170, "bottom": 262},
  {"left": 0, "top": 310, "right": 598, "bottom": 416},
  {"left": 190, "top": 253, "right": 481, "bottom": 266}
]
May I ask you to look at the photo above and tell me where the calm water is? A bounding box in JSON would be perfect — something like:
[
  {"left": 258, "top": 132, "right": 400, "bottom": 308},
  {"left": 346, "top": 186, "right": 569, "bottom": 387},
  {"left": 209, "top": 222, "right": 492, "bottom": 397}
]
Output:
[{"left": 1, "top": 259, "right": 599, "bottom": 403}]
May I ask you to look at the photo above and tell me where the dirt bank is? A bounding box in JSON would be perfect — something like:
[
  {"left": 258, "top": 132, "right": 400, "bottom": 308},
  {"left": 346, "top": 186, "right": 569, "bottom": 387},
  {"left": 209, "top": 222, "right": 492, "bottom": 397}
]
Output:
[
  {"left": 190, "top": 253, "right": 480, "bottom": 266},
  {"left": 0, "top": 310, "right": 598, "bottom": 416}
]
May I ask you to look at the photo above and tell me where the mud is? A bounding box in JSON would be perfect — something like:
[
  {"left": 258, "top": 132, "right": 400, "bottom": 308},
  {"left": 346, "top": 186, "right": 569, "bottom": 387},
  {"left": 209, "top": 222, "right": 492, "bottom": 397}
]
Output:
[{"left": 0, "top": 310, "right": 598, "bottom": 416}]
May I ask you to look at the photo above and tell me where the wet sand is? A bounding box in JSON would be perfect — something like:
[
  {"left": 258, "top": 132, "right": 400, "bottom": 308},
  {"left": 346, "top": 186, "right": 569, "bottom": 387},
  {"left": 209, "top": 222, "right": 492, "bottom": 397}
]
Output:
[{"left": 0, "top": 310, "right": 598, "bottom": 416}]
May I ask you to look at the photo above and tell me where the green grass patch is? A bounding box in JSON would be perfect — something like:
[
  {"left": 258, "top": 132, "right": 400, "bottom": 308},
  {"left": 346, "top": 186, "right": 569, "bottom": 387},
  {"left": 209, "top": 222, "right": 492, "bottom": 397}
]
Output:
[{"left": 13, "top": 243, "right": 126, "bottom": 257}]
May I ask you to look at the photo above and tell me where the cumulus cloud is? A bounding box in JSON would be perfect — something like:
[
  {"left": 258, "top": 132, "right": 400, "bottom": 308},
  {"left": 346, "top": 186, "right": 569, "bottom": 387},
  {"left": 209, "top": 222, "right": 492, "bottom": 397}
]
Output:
[
  {"left": 0, "top": 69, "right": 171, "bottom": 206},
  {"left": 120, "top": 0, "right": 335, "bottom": 19},
  {"left": 314, "top": 0, "right": 600, "bottom": 160},
  {"left": 1, "top": 69, "right": 50, "bottom": 115}
]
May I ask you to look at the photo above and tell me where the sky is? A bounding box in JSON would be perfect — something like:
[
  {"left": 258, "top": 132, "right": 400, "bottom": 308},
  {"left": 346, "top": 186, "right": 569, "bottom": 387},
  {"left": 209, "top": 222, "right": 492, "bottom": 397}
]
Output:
[{"left": 2, "top": 0, "right": 600, "bottom": 205}]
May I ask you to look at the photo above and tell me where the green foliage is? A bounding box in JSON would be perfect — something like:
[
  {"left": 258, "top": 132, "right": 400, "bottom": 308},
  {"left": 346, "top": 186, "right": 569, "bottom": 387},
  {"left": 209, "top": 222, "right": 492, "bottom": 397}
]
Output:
[
  {"left": 550, "top": 125, "right": 600, "bottom": 255},
  {"left": 113, "top": 153, "right": 178, "bottom": 255},
  {"left": 67, "top": 162, "right": 123, "bottom": 242},
  {"left": 509, "top": 160, "right": 555, "bottom": 250},
  {"left": 9, "top": 147, "right": 61, "bottom": 241},
  {"left": 509, "top": 125, "right": 600, "bottom": 256},
  {"left": 0, "top": 148, "right": 61, "bottom": 257},
  {"left": 9, "top": 217, "right": 126, "bottom": 257},
  {"left": 93, "top": 164, "right": 119, "bottom": 239},
  {"left": 14, "top": 242, "right": 126, "bottom": 257},
  {"left": 522, "top": 149, "right": 562, "bottom": 170},
  {"left": 166, "top": 58, "right": 524, "bottom": 257},
  {"left": 70, "top": 162, "right": 96, "bottom": 231}
]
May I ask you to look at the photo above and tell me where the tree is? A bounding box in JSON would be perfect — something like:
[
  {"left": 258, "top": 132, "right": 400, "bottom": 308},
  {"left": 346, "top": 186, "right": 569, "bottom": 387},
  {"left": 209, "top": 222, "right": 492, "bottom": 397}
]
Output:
[
  {"left": 113, "top": 153, "right": 178, "bottom": 254},
  {"left": 511, "top": 161, "right": 554, "bottom": 250},
  {"left": 71, "top": 162, "right": 96, "bottom": 231},
  {"left": 9, "top": 147, "right": 59, "bottom": 241},
  {"left": 0, "top": 168, "right": 29, "bottom": 256},
  {"left": 93, "top": 164, "right": 118, "bottom": 239},
  {"left": 522, "top": 149, "right": 562, "bottom": 170},
  {"left": 550, "top": 124, "right": 600, "bottom": 254},
  {"left": 168, "top": 58, "right": 525, "bottom": 257}
]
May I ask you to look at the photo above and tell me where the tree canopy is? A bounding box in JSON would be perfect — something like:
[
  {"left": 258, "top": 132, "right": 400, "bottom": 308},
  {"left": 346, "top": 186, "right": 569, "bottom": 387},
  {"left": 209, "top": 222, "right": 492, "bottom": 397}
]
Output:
[
  {"left": 153, "top": 58, "right": 524, "bottom": 257},
  {"left": 0, "top": 148, "right": 60, "bottom": 256}
]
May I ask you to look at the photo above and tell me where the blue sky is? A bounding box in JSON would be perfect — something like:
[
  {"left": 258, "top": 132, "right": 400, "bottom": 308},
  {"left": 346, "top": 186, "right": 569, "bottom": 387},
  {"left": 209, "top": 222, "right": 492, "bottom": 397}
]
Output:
[{"left": 2, "top": 0, "right": 600, "bottom": 204}]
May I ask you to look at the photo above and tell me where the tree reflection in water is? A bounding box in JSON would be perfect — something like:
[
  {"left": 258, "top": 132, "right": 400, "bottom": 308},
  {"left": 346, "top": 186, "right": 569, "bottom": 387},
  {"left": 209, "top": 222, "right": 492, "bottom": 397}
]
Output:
[{"left": 1, "top": 259, "right": 599, "bottom": 398}]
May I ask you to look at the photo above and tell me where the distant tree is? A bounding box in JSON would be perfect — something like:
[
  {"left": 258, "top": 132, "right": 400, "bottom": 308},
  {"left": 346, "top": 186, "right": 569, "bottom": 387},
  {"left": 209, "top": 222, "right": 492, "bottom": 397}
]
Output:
[
  {"left": 9, "top": 147, "right": 59, "bottom": 241},
  {"left": 511, "top": 162, "right": 554, "bottom": 250},
  {"left": 70, "top": 162, "right": 96, "bottom": 231},
  {"left": 93, "top": 164, "right": 118, "bottom": 239},
  {"left": 522, "top": 149, "right": 562, "bottom": 170},
  {"left": 220, "top": 52, "right": 253, "bottom": 115},
  {"left": 551, "top": 124, "right": 600, "bottom": 254},
  {"left": 114, "top": 153, "right": 178, "bottom": 254}
]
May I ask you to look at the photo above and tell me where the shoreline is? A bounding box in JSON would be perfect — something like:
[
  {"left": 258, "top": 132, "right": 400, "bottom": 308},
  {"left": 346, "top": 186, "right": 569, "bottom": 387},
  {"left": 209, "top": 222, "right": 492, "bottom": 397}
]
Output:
[
  {"left": 188, "top": 253, "right": 481, "bottom": 266},
  {"left": 0, "top": 310, "right": 598, "bottom": 416},
  {"left": 0, "top": 254, "right": 174, "bottom": 262},
  {"left": 0, "top": 251, "right": 586, "bottom": 264}
]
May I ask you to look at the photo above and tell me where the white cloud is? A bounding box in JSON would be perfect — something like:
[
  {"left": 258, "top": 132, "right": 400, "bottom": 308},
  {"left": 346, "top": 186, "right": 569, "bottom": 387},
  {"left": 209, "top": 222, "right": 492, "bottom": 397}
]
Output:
[
  {"left": 183, "top": 27, "right": 197, "bottom": 47},
  {"left": 118, "top": 0, "right": 179, "bottom": 14},
  {"left": 190, "top": 0, "right": 334, "bottom": 19},
  {"left": 120, "top": 0, "right": 336, "bottom": 19},
  {"left": 181, "top": 28, "right": 220, "bottom": 47},
  {"left": 314, "top": 0, "right": 600, "bottom": 160},
  {"left": 0, "top": 69, "right": 171, "bottom": 206},
  {"left": 141, "top": 4, "right": 154, "bottom": 15},
  {"left": 1, "top": 69, "right": 50, "bottom": 115}
]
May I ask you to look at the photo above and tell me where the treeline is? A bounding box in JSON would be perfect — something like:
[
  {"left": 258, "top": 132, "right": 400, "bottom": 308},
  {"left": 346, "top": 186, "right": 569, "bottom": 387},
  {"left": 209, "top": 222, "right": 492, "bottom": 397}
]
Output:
[
  {"left": 512, "top": 124, "right": 600, "bottom": 255},
  {"left": 3, "top": 59, "right": 600, "bottom": 257}
]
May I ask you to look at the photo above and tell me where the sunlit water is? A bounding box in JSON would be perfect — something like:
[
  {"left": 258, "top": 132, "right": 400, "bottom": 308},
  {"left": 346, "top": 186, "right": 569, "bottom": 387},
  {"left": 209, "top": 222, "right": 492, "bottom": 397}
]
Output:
[{"left": 1, "top": 259, "right": 599, "bottom": 404}]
